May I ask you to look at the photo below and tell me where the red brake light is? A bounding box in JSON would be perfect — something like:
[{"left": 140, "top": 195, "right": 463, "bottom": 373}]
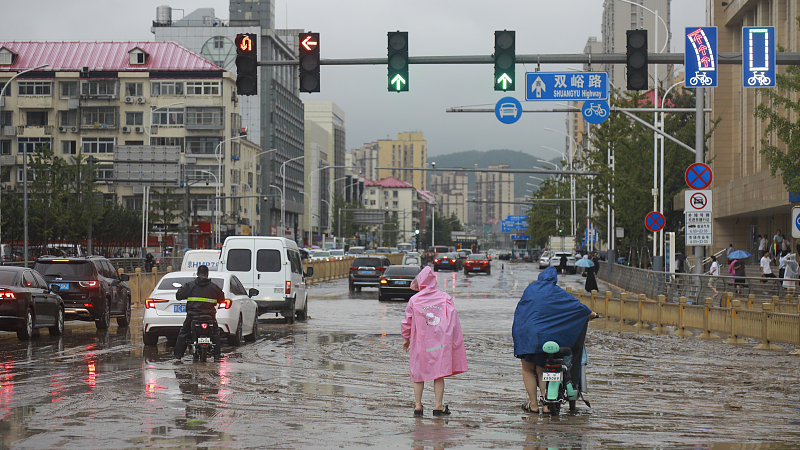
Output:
[
  {"left": 0, "top": 291, "right": 16, "bottom": 300},
  {"left": 350, "top": 267, "right": 358, "bottom": 271},
  {"left": 144, "top": 298, "right": 169, "bottom": 309},
  {"left": 376, "top": 267, "right": 386, "bottom": 272},
  {"left": 218, "top": 299, "right": 232, "bottom": 309},
  {"left": 380, "top": 278, "right": 388, "bottom": 285},
  {"left": 285, "top": 280, "right": 291, "bottom": 295},
  {"left": 51, "top": 259, "right": 70, "bottom": 262},
  {"left": 434, "top": 259, "right": 440, "bottom": 263},
  {"left": 201, "top": 323, "right": 208, "bottom": 329},
  {"left": 79, "top": 281, "right": 98, "bottom": 288},
  {"left": 451, "top": 259, "right": 456, "bottom": 263}
]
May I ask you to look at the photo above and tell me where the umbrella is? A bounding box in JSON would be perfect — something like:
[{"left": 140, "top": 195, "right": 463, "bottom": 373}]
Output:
[
  {"left": 728, "top": 250, "right": 751, "bottom": 260},
  {"left": 575, "top": 259, "right": 595, "bottom": 267},
  {"left": 675, "top": 253, "right": 687, "bottom": 261}
]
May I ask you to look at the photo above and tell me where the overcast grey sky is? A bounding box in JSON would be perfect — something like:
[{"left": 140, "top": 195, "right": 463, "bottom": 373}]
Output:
[{"left": 1, "top": 0, "right": 702, "bottom": 159}]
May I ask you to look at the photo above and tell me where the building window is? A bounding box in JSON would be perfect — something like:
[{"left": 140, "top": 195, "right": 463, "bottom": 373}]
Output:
[
  {"left": 0, "top": 111, "right": 10, "bottom": 126},
  {"left": 26, "top": 111, "right": 47, "bottom": 126},
  {"left": 129, "top": 51, "right": 146, "bottom": 65},
  {"left": 81, "top": 137, "right": 115, "bottom": 154},
  {"left": 186, "top": 81, "right": 221, "bottom": 95},
  {"left": 18, "top": 82, "right": 52, "bottom": 96},
  {"left": 60, "top": 81, "right": 78, "bottom": 98},
  {"left": 214, "top": 36, "right": 225, "bottom": 49},
  {"left": 370, "top": 189, "right": 376, "bottom": 195},
  {"left": 370, "top": 200, "right": 376, "bottom": 206},
  {"left": 393, "top": 190, "right": 398, "bottom": 198},
  {"left": 186, "top": 107, "right": 223, "bottom": 126},
  {"left": 95, "top": 165, "right": 114, "bottom": 180},
  {"left": 81, "top": 107, "right": 116, "bottom": 127},
  {"left": 0, "top": 51, "right": 11, "bottom": 66},
  {"left": 125, "top": 112, "right": 143, "bottom": 126},
  {"left": 124, "top": 83, "right": 143, "bottom": 97},
  {"left": 18, "top": 138, "right": 50, "bottom": 154},
  {"left": 150, "top": 136, "right": 184, "bottom": 151},
  {"left": 80, "top": 80, "right": 117, "bottom": 97},
  {"left": 59, "top": 110, "right": 78, "bottom": 127},
  {"left": 186, "top": 165, "right": 222, "bottom": 184},
  {"left": 124, "top": 197, "right": 142, "bottom": 210},
  {"left": 151, "top": 81, "right": 183, "bottom": 96},
  {"left": 393, "top": 201, "right": 398, "bottom": 208},
  {"left": 186, "top": 137, "right": 219, "bottom": 154},
  {"left": 1, "top": 140, "right": 11, "bottom": 155},
  {"left": 61, "top": 140, "right": 77, "bottom": 155},
  {"left": 151, "top": 108, "right": 184, "bottom": 126}
]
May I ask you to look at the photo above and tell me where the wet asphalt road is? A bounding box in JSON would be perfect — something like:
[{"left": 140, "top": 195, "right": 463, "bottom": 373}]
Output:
[{"left": 1, "top": 262, "right": 799, "bottom": 449}]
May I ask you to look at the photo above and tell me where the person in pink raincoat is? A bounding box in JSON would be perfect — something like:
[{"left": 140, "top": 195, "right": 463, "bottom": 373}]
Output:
[{"left": 401, "top": 266, "right": 468, "bottom": 416}]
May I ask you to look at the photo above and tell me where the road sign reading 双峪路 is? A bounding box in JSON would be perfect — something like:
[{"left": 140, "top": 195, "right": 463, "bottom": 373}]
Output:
[
  {"left": 685, "top": 27, "right": 718, "bottom": 88},
  {"left": 525, "top": 72, "right": 608, "bottom": 101}
]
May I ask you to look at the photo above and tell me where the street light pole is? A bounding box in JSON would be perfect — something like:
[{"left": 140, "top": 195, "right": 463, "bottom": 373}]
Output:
[
  {"left": 543, "top": 130, "right": 578, "bottom": 236},
  {"left": 280, "top": 155, "right": 305, "bottom": 239},
  {"left": 269, "top": 184, "right": 283, "bottom": 236},
  {"left": 198, "top": 170, "right": 219, "bottom": 247},
  {"left": 251, "top": 148, "right": 277, "bottom": 236},
  {"left": 213, "top": 135, "right": 246, "bottom": 246}
]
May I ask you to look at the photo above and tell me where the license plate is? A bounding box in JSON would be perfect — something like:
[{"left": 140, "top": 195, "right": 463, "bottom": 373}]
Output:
[
  {"left": 50, "top": 282, "right": 69, "bottom": 291},
  {"left": 395, "top": 281, "right": 408, "bottom": 285},
  {"left": 197, "top": 337, "right": 212, "bottom": 344},
  {"left": 473, "top": 267, "right": 480, "bottom": 270},
  {"left": 274, "top": 287, "right": 284, "bottom": 293},
  {"left": 543, "top": 372, "right": 562, "bottom": 382},
  {"left": 361, "top": 270, "right": 374, "bottom": 275},
  {"left": 173, "top": 304, "right": 186, "bottom": 313}
]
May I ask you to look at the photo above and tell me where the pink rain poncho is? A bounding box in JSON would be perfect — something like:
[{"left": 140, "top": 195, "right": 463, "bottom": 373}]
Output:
[{"left": 400, "top": 266, "right": 468, "bottom": 382}]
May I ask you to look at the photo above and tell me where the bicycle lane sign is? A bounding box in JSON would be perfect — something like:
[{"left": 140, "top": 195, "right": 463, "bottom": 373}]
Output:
[
  {"left": 685, "top": 27, "right": 717, "bottom": 88},
  {"left": 582, "top": 100, "right": 609, "bottom": 125}
]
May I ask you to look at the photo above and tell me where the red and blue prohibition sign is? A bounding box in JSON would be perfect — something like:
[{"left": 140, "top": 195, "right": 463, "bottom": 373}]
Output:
[
  {"left": 685, "top": 163, "right": 713, "bottom": 190},
  {"left": 645, "top": 211, "right": 665, "bottom": 232}
]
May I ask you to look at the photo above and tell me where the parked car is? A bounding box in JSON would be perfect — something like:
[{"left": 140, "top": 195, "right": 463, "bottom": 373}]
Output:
[
  {"left": 349, "top": 256, "right": 391, "bottom": 292},
  {"left": 549, "top": 252, "right": 577, "bottom": 274},
  {"left": 180, "top": 249, "right": 221, "bottom": 273},
  {"left": 329, "top": 249, "right": 345, "bottom": 258},
  {"left": 347, "top": 246, "right": 366, "bottom": 255},
  {"left": 142, "top": 271, "right": 259, "bottom": 346},
  {"left": 310, "top": 251, "right": 331, "bottom": 261},
  {"left": 0, "top": 266, "right": 64, "bottom": 340},
  {"left": 365, "top": 249, "right": 377, "bottom": 255},
  {"left": 401, "top": 252, "right": 423, "bottom": 267},
  {"left": 218, "top": 237, "right": 312, "bottom": 324},
  {"left": 433, "top": 252, "right": 462, "bottom": 271},
  {"left": 378, "top": 265, "right": 421, "bottom": 301},
  {"left": 464, "top": 254, "right": 491, "bottom": 275},
  {"left": 34, "top": 256, "right": 131, "bottom": 330},
  {"left": 538, "top": 251, "right": 551, "bottom": 269}
]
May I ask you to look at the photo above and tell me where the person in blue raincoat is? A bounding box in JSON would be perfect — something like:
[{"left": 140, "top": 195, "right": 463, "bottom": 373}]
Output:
[{"left": 512, "top": 266, "right": 596, "bottom": 414}]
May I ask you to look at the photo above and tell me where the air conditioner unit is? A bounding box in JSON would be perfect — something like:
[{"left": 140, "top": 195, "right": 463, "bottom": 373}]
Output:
[
  {"left": 122, "top": 126, "right": 131, "bottom": 133},
  {"left": 136, "top": 97, "right": 146, "bottom": 104},
  {"left": 58, "top": 126, "right": 67, "bottom": 133},
  {"left": 70, "top": 126, "right": 79, "bottom": 133},
  {"left": 134, "top": 126, "right": 143, "bottom": 133},
  {"left": 125, "top": 96, "right": 134, "bottom": 104},
  {"left": 3, "top": 126, "right": 16, "bottom": 136}
]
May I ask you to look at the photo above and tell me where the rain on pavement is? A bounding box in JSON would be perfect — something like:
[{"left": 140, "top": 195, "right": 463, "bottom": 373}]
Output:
[{"left": 1, "top": 262, "right": 798, "bottom": 449}]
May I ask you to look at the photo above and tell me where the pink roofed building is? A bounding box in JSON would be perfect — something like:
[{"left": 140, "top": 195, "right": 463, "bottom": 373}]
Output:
[{"left": 360, "top": 177, "right": 433, "bottom": 245}]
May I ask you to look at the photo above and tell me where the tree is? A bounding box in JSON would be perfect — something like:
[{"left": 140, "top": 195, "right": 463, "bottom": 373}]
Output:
[
  {"left": 149, "top": 187, "right": 185, "bottom": 248},
  {"left": 754, "top": 18, "right": 800, "bottom": 195}
]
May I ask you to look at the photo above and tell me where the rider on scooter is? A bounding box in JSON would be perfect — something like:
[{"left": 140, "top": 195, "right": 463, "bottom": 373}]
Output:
[{"left": 173, "top": 264, "right": 224, "bottom": 361}]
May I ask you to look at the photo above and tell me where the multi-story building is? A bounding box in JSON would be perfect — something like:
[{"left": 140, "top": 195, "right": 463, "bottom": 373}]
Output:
[
  {"left": 375, "top": 132, "right": 427, "bottom": 191},
  {"left": 0, "top": 41, "right": 253, "bottom": 249},
  {"left": 474, "top": 164, "right": 514, "bottom": 224},
  {"left": 362, "top": 177, "right": 422, "bottom": 244},
  {"left": 351, "top": 141, "right": 379, "bottom": 183},
  {"left": 302, "top": 120, "right": 329, "bottom": 244},
  {"left": 152, "top": 2, "right": 305, "bottom": 238},
  {"left": 429, "top": 170, "right": 468, "bottom": 224},
  {"left": 304, "top": 101, "right": 347, "bottom": 237}
]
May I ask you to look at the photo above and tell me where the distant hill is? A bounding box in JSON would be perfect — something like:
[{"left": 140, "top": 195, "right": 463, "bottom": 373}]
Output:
[{"left": 426, "top": 149, "right": 561, "bottom": 198}]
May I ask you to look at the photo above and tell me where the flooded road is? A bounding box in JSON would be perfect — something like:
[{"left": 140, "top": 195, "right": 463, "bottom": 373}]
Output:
[{"left": 1, "top": 262, "right": 798, "bottom": 449}]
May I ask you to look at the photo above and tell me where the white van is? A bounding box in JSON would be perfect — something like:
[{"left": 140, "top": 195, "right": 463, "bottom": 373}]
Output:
[
  {"left": 180, "top": 249, "right": 221, "bottom": 273},
  {"left": 219, "top": 237, "right": 313, "bottom": 324}
]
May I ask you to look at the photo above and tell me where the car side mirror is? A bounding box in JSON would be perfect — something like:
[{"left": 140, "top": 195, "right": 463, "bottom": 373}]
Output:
[
  {"left": 305, "top": 267, "right": 314, "bottom": 278},
  {"left": 248, "top": 288, "right": 259, "bottom": 297},
  {"left": 120, "top": 273, "right": 130, "bottom": 281}
]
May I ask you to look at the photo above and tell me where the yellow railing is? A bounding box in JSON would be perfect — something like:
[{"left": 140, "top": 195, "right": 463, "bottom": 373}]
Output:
[{"left": 567, "top": 286, "right": 800, "bottom": 355}]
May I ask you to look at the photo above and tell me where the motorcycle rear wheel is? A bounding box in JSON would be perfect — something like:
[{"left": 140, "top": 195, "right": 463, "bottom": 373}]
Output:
[
  {"left": 569, "top": 400, "right": 576, "bottom": 412},
  {"left": 549, "top": 402, "right": 561, "bottom": 415},
  {"left": 199, "top": 346, "right": 208, "bottom": 362}
]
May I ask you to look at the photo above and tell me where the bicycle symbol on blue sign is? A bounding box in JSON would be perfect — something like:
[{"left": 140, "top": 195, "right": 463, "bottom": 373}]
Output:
[{"left": 582, "top": 100, "right": 609, "bottom": 125}]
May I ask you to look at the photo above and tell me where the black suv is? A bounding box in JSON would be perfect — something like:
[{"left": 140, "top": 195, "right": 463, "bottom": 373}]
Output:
[
  {"left": 348, "top": 256, "right": 391, "bottom": 292},
  {"left": 34, "top": 256, "right": 132, "bottom": 330}
]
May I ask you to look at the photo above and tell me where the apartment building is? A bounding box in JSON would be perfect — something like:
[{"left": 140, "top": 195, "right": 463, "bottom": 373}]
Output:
[
  {"left": 375, "top": 132, "right": 427, "bottom": 191},
  {"left": 474, "top": 164, "right": 514, "bottom": 224},
  {"left": 362, "top": 177, "right": 422, "bottom": 244},
  {"left": 429, "top": 170, "right": 468, "bottom": 225}
]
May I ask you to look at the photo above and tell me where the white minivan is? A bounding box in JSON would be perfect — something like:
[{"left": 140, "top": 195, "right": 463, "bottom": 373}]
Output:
[
  {"left": 219, "top": 237, "right": 313, "bottom": 324},
  {"left": 180, "top": 249, "right": 221, "bottom": 273}
]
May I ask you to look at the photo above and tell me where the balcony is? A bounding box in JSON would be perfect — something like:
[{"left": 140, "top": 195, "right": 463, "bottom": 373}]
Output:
[
  {"left": 16, "top": 125, "right": 53, "bottom": 137},
  {"left": 16, "top": 96, "right": 53, "bottom": 109}
]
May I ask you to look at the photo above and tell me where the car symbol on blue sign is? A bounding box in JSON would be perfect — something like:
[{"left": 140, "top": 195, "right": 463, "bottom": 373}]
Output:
[{"left": 495, "top": 96, "right": 522, "bottom": 124}]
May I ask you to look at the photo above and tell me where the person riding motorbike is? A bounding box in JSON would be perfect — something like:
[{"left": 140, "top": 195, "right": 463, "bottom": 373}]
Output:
[{"left": 173, "top": 264, "right": 224, "bottom": 361}]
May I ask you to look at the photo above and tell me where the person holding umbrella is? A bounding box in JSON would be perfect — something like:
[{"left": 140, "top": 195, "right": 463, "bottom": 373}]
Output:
[{"left": 576, "top": 257, "right": 597, "bottom": 293}]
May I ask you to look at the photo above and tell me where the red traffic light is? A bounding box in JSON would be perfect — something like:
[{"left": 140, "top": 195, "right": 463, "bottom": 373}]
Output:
[{"left": 236, "top": 34, "right": 255, "bottom": 53}]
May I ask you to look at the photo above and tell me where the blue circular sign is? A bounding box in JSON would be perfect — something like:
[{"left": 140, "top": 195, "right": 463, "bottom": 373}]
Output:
[
  {"left": 796, "top": 212, "right": 800, "bottom": 232},
  {"left": 582, "top": 100, "right": 609, "bottom": 124},
  {"left": 645, "top": 211, "right": 665, "bottom": 232},
  {"left": 495, "top": 96, "right": 522, "bottom": 124},
  {"left": 685, "top": 163, "right": 713, "bottom": 190}
]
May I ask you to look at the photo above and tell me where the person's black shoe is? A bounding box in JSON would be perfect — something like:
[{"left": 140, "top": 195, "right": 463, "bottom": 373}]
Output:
[{"left": 432, "top": 405, "right": 450, "bottom": 416}]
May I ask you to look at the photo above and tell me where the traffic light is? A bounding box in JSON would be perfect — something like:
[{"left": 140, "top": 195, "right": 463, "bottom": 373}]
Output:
[
  {"left": 235, "top": 34, "right": 258, "bottom": 96},
  {"left": 415, "top": 229, "right": 420, "bottom": 235},
  {"left": 299, "top": 32, "right": 320, "bottom": 93},
  {"left": 387, "top": 31, "right": 409, "bottom": 92},
  {"left": 494, "top": 30, "right": 515, "bottom": 91},
  {"left": 626, "top": 30, "right": 648, "bottom": 91}
]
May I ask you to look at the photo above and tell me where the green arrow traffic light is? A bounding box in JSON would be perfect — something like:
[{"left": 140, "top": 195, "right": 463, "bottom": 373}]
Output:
[
  {"left": 388, "top": 31, "right": 409, "bottom": 92},
  {"left": 415, "top": 229, "right": 420, "bottom": 235},
  {"left": 494, "top": 30, "right": 515, "bottom": 91}
]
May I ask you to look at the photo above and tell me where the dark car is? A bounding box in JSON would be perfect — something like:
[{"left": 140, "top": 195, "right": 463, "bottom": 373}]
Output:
[
  {"left": 34, "top": 256, "right": 132, "bottom": 330},
  {"left": 378, "top": 265, "right": 421, "bottom": 301},
  {"left": 433, "top": 252, "right": 462, "bottom": 271},
  {"left": 424, "top": 245, "right": 452, "bottom": 264},
  {"left": 464, "top": 254, "right": 491, "bottom": 275},
  {"left": 0, "top": 267, "right": 64, "bottom": 340},
  {"left": 349, "top": 256, "right": 391, "bottom": 292}
]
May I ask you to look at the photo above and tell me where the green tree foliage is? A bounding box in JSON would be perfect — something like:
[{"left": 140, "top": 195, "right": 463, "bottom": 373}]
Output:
[
  {"left": 149, "top": 187, "right": 185, "bottom": 238},
  {"left": 331, "top": 195, "right": 369, "bottom": 242},
  {"left": 419, "top": 212, "right": 463, "bottom": 248},
  {"left": 754, "top": 18, "right": 800, "bottom": 195}
]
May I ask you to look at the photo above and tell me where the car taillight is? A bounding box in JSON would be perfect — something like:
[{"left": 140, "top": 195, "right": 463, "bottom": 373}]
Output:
[
  {"left": 79, "top": 281, "right": 98, "bottom": 288},
  {"left": 201, "top": 323, "right": 208, "bottom": 329},
  {"left": 285, "top": 280, "right": 291, "bottom": 295},
  {"left": 434, "top": 259, "right": 440, "bottom": 263},
  {"left": 380, "top": 278, "right": 388, "bottom": 285},
  {"left": 144, "top": 298, "right": 168, "bottom": 309},
  {"left": 450, "top": 259, "right": 456, "bottom": 263},
  {"left": 350, "top": 267, "right": 358, "bottom": 271},
  {"left": 0, "top": 291, "right": 16, "bottom": 300},
  {"left": 51, "top": 259, "right": 70, "bottom": 262},
  {"left": 218, "top": 299, "right": 232, "bottom": 309}
]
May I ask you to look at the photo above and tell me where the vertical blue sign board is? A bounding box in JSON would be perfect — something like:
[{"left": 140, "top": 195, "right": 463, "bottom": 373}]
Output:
[
  {"left": 685, "top": 27, "right": 718, "bottom": 88},
  {"left": 743, "top": 27, "right": 776, "bottom": 87}
]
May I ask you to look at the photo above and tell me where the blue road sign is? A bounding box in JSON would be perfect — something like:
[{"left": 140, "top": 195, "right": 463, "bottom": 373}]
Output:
[
  {"left": 411, "top": 239, "right": 415, "bottom": 245},
  {"left": 685, "top": 27, "right": 718, "bottom": 88},
  {"left": 511, "top": 235, "right": 530, "bottom": 240},
  {"left": 582, "top": 100, "right": 609, "bottom": 124},
  {"left": 525, "top": 72, "right": 608, "bottom": 101},
  {"left": 506, "top": 215, "right": 527, "bottom": 221},
  {"left": 743, "top": 27, "right": 775, "bottom": 88},
  {"left": 645, "top": 211, "right": 665, "bottom": 232},
  {"left": 685, "top": 163, "right": 713, "bottom": 190},
  {"left": 584, "top": 228, "right": 597, "bottom": 243},
  {"left": 495, "top": 96, "right": 522, "bottom": 124},
  {"left": 794, "top": 207, "right": 800, "bottom": 239}
]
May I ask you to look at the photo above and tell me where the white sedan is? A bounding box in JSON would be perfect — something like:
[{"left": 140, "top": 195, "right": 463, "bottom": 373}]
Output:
[
  {"left": 538, "top": 251, "right": 551, "bottom": 269},
  {"left": 142, "top": 271, "right": 259, "bottom": 347}
]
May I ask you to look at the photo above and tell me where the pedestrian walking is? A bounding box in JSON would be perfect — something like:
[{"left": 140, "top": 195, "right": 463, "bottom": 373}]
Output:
[
  {"left": 732, "top": 259, "right": 746, "bottom": 295},
  {"left": 513, "top": 267, "right": 596, "bottom": 414},
  {"left": 727, "top": 244, "right": 734, "bottom": 258},
  {"left": 760, "top": 251, "right": 777, "bottom": 294},
  {"left": 559, "top": 254, "right": 568, "bottom": 276},
  {"left": 778, "top": 250, "right": 788, "bottom": 279},
  {"left": 584, "top": 260, "right": 598, "bottom": 294},
  {"left": 783, "top": 253, "right": 798, "bottom": 295},
  {"left": 707, "top": 255, "right": 720, "bottom": 302},
  {"left": 758, "top": 234, "right": 768, "bottom": 253},
  {"left": 401, "top": 266, "right": 468, "bottom": 417},
  {"left": 773, "top": 230, "right": 784, "bottom": 260}
]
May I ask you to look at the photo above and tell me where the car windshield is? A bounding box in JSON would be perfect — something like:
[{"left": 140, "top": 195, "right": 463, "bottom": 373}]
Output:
[
  {"left": 404, "top": 257, "right": 419, "bottom": 264},
  {"left": 352, "top": 258, "right": 382, "bottom": 267},
  {"left": 441, "top": 253, "right": 458, "bottom": 259},
  {"left": 384, "top": 266, "right": 421, "bottom": 276},
  {"left": 469, "top": 255, "right": 487, "bottom": 260},
  {"left": 330, "top": 250, "right": 344, "bottom": 256},
  {"left": 312, "top": 251, "right": 330, "bottom": 258},
  {"left": 157, "top": 277, "right": 224, "bottom": 290},
  {"left": 34, "top": 261, "right": 93, "bottom": 278},
  {"left": 348, "top": 247, "right": 365, "bottom": 254}
]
